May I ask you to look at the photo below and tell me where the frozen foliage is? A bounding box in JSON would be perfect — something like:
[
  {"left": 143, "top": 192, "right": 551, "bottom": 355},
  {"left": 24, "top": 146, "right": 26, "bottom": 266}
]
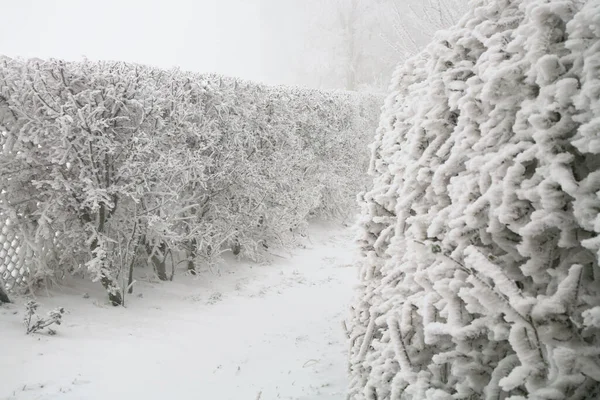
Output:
[
  {"left": 0, "top": 58, "right": 381, "bottom": 304},
  {"left": 348, "top": 0, "right": 600, "bottom": 398},
  {"left": 23, "top": 300, "right": 65, "bottom": 335}
]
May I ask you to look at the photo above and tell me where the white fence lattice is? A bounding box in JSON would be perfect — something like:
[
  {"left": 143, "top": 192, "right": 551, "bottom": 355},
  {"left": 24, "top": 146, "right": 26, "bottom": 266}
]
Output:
[{"left": 0, "top": 214, "right": 29, "bottom": 291}]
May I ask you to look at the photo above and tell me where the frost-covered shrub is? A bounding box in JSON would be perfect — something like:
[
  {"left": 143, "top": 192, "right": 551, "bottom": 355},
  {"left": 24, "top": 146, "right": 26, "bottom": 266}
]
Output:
[
  {"left": 348, "top": 0, "right": 600, "bottom": 399},
  {"left": 24, "top": 300, "right": 65, "bottom": 335},
  {"left": 0, "top": 58, "right": 381, "bottom": 303}
]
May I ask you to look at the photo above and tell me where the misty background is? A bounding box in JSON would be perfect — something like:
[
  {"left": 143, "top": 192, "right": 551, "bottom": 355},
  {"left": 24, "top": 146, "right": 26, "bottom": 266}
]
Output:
[{"left": 0, "top": 0, "right": 466, "bottom": 92}]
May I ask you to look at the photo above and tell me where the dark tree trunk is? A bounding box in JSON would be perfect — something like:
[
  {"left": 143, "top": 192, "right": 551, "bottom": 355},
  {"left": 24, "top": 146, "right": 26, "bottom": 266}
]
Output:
[
  {"left": 83, "top": 205, "right": 122, "bottom": 306},
  {"left": 127, "top": 256, "right": 135, "bottom": 294},
  {"left": 232, "top": 239, "right": 241, "bottom": 256},
  {"left": 187, "top": 238, "right": 197, "bottom": 275},
  {"left": 127, "top": 233, "right": 143, "bottom": 294},
  {"left": 0, "top": 280, "right": 10, "bottom": 304},
  {"left": 145, "top": 240, "right": 168, "bottom": 281},
  {"left": 100, "top": 273, "right": 123, "bottom": 306},
  {"left": 153, "top": 250, "right": 168, "bottom": 281}
]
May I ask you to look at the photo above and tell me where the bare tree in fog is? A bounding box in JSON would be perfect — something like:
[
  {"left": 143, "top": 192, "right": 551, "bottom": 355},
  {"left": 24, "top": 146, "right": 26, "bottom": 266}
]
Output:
[
  {"left": 376, "top": 0, "right": 468, "bottom": 59},
  {"left": 294, "top": 0, "right": 468, "bottom": 92}
]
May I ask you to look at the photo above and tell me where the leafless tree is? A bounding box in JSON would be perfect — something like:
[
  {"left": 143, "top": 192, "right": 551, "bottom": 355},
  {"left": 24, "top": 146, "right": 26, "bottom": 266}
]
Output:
[{"left": 299, "top": 0, "right": 468, "bottom": 91}]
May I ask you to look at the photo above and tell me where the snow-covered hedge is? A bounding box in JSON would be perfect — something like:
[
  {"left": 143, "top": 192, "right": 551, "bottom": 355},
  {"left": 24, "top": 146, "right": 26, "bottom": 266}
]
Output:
[
  {"left": 0, "top": 58, "right": 381, "bottom": 304},
  {"left": 348, "top": 0, "right": 600, "bottom": 398}
]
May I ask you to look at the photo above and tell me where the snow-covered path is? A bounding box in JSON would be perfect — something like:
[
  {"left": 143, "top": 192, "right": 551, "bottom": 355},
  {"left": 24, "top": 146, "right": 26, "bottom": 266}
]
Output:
[{"left": 0, "top": 223, "right": 358, "bottom": 400}]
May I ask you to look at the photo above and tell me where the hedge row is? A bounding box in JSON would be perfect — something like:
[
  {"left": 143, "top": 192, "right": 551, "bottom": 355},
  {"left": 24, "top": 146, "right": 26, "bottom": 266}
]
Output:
[{"left": 0, "top": 57, "right": 382, "bottom": 304}]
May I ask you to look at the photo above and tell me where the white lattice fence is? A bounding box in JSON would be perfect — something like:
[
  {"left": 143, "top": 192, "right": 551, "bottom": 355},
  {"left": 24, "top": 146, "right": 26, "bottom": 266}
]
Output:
[{"left": 0, "top": 214, "right": 29, "bottom": 291}]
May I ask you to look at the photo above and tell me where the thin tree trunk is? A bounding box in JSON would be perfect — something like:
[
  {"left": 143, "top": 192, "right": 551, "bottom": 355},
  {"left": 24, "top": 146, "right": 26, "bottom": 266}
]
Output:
[
  {"left": 232, "top": 239, "right": 241, "bottom": 256},
  {"left": 127, "top": 257, "right": 135, "bottom": 294},
  {"left": 100, "top": 273, "right": 122, "bottom": 306},
  {"left": 145, "top": 240, "right": 168, "bottom": 281},
  {"left": 0, "top": 279, "right": 10, "bottom": 303},
  {"left": 187, "top": 238, "right": 197, "bottom": 275},
  {"left": 127, "top": 232, "right": 143, "bottom": 294},
  {"left": 83, "top": 205, "right": 122, "bottom": 306}
]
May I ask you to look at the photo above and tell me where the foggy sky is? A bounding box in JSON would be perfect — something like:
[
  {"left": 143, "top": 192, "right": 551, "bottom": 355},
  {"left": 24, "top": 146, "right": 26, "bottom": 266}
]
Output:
[{"left": 0, "top": 0, "right": 312, "bottom": 86}]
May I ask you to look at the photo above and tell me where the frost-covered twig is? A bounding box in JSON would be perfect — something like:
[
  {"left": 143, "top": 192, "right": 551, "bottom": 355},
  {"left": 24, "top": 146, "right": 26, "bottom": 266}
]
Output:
[{"left": 24, "top": 301, "right": 65, "bottom": 335}]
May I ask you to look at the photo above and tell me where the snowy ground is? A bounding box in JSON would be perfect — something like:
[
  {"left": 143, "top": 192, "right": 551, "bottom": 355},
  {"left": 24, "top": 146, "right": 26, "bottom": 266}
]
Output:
[{"left": 0, "top": 222, "right": 358, "bottom": 400}]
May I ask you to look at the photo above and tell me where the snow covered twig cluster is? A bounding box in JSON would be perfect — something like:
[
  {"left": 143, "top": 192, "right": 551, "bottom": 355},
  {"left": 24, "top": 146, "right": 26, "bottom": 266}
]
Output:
[
  {"left": 24, "top": 300, "right": 64, "bottom": 335},
  {"left": 348, "top": 0, "right": 600, "bottom": 398},
  {"left": 0, "top": 58, "right": 382, "bottom": 305}
]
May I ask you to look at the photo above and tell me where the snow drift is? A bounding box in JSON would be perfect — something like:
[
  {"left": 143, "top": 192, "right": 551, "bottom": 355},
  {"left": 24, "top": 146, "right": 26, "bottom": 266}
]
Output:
[{"left": 348, "top": 0, "right": 600, "bottom": 398}]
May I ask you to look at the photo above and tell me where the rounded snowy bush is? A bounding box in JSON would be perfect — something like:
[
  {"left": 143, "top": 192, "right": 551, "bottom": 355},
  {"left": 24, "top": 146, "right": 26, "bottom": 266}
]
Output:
[{"left": 348, "top": 0, "right": 600, "bottom": 398}]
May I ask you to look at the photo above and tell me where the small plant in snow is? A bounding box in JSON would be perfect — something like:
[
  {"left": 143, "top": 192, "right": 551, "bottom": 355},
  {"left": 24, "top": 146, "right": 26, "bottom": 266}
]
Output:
[
  {"left": 24, "top": 300, "right": 65, "bottom": 335},
  {"left": 206, "top": 292, "right": 223, "bottom": 305}
]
